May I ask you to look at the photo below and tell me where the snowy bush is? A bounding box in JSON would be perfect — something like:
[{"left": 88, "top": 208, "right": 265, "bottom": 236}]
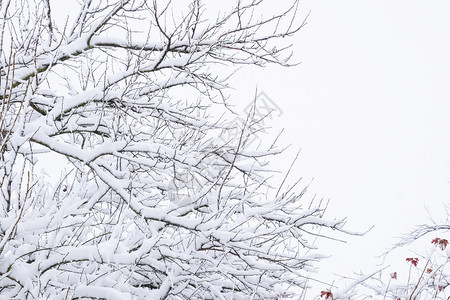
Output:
[{"left": 319, "top": 227, "right": 450, "bottom": 300}]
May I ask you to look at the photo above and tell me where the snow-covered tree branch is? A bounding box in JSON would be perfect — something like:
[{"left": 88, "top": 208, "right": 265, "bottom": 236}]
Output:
[{"left": 0, "top": 0, "right": 352, "bottom": 298}]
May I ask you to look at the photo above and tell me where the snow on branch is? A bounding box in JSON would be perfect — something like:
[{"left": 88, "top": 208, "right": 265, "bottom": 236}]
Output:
[{"left": 0, "top": 0, "right": 353, "bottom": 299}]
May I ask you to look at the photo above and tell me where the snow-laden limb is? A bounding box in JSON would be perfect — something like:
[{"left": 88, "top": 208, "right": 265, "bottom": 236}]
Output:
[
  {"left": 0, "top": 0, "right": 354, "bottom": 298},
  {"left": 318, "top": 232, "right": 450, "bottom": 299}
]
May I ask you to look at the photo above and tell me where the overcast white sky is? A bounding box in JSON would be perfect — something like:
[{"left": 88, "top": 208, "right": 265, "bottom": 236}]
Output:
[{"left": 228, "top": 0, "right": 450, "bottom": 293}]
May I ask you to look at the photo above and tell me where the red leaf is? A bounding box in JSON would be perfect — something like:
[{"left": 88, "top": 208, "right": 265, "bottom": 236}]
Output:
[
  {"left": 320, "top": 290, "right": 333, "bottom": 299},
  {"left": 406, "top": 257, "right": 419, "bottom": 267},
  {"left": 431, "top": 238, "right": 449, "bottom": 250},
  {"left": 439, "top": 239, "right": 449, "bottom": 250}
]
